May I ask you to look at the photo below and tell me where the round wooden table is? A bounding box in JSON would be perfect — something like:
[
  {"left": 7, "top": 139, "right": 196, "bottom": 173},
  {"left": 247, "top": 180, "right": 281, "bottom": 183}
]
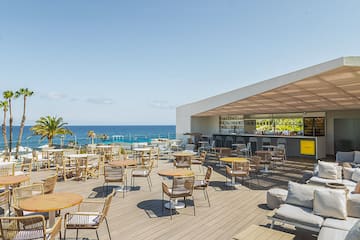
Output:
[
  {"left": 158, "top": 168, "right": 194, "bottom": 209},
  {"left": 220, "top": 157, "right": 248, "bottom": 186},
  {"left": 19, "top": 192, "right": 83, "bottom": 227},
  {"left": 0, "top": 175, "right": 30, "bottom": 190},
  {"left": 172, "top": 151, "right": 196, "bottom": 157},
  {"left": 109, "top": 160, "right": 137, "bottom": 168}
]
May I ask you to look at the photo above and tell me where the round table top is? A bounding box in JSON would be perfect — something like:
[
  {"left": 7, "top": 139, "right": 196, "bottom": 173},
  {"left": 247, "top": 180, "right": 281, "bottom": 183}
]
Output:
[
  {"left": 220, "top": 157, "right": 248, "bottom": 163},
  {"left": 109, "top": 160, "right": 137, "bottom": 167},
  {"left": 158, "top": 169, "right": 194, "bottom": 177},
  {"left": 0, "top": 175, "right": 30, "bottom": 185},
  {"left": 172, "top": 151, "right": 196, "bottom": 157},
  {"left": 19, "top": 192, "right": 83, "bottom": 212},
  {"left": 66, "top": 153, "right": 97, "bottom": 158},
  {"left": 133, "top": 148, "right": 151, "bottom": 152},
  {"left": 96, "top": 145, "right": 112, "bottom": 148},
  {"left": 42, "top": 149, "right": 64, "bottom": 152}
]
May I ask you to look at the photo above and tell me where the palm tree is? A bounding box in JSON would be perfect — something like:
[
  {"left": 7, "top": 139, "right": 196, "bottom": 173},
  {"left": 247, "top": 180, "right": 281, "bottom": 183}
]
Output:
[
  {"left": 87, "top": 130, "right": 96, "bottom": 144},
  {"left": 30, "top": 116, "right": 73, "bottom": 147},
  {"left": 0, "top": 101, "right": 9, "bottom": 152},
  {"left": 14, "top": 88, "right": 34, "bottom": 159},
  {"left": 3, "top": 91, "right": 14, "bottom": 154}
]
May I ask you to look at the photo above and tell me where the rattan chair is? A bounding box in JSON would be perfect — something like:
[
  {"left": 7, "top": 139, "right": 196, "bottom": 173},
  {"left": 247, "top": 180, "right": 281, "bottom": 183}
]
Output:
[
  {"left": 103, "top": 165, "right": 126, "bottom": 198},
  {"left": 249, "top": 156, "right": 262, "bottom": 185},
  {"left": 174, "top": 156, "right": 192, "bottom": 169},
  {"left": 56, "top": 158, "right": 76, "bottom": 181},
  {"left": 64, "top": 189, "right": 115, "bottom": 240},
  {"left": 34, "top": 174, "right": 57, "bottom": 194},
  {"left": 225, "top": 161, "right": 250, "bottom": 188},
  {"left": 0, "top": 215, "right": 61, "bottom": 240},
  {"left": 194, "top": 166, "right": 212, "bottom": 207},
  {"left": 162, "top": 176, "right": 195, "bottom": 220},
  {"left": 131, "top": 160, "right": 154, "bottom": 191},
  {"left": 0, "top": 191, "right": 10, "bottom": 217}
]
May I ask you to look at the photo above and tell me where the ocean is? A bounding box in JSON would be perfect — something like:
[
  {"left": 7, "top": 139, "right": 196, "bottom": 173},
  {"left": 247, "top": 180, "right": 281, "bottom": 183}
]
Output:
[{"left": 0, "top": 125, "right": 176, "bottom": 150}]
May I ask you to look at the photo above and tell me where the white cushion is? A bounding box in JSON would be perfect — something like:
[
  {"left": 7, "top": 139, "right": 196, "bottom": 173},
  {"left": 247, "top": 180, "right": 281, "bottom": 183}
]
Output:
[
  {"left": 347, "top": 194, "right": 360, "bottom": 218},
  {"left": 344, "top": 167, "right": 355, "bottom": 180},
  {"left": 309, "top": 176, "right": 342, "bottom": 185},
  {"left": 285, "top": 181, "right": 317, "bottom": 209},
  {"left": 345, "top": 220, "right": 360, "bottom": 240},
  {"left": 351, "top": 168, "right": 360, "bottom": 182},
  {"left": 318, "top": 227, "right": 348, "bottom": 240},
  {"left": 354, "top": 151, "right": 360, "bottom": 164},
  {"left": 313, "top": 189, "right": 347, "bottom": 220},
  {"left": 323, "top": 217, "right": 359, "bottom": 231},
  {"left": 274, "top": 203, "right": 324, "bottom": 228},
  {"left": 318, "top": 161, "right": 338, "bottom": 179}
]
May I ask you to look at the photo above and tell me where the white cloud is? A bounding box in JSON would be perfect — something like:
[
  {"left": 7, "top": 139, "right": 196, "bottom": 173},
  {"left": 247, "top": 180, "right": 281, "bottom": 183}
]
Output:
[
  {"left": 149, "top": 100, "right": 176, "bottom": 110},
  {"left": 87, "top": 98, "right": 114, "bottom": 105},
  {"left": 41, "top": 92, "right": 67, "bottom": 100}
]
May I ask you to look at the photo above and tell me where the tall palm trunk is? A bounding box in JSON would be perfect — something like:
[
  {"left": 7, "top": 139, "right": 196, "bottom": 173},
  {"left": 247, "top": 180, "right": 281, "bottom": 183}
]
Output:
[
  {"left": 15, "top": 95, "right": 27, "bottom": 159},
  {"left": 8, "top": 99, "right": 13, "bottom": 155},
  {"left": 2, "top": 110, "right": 8, "bottom": 153}
]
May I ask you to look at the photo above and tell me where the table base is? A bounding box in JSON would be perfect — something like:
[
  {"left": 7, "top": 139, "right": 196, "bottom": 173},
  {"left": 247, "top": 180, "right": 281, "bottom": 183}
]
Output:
[{"left": 164, "top": 201, "right": 185, "bottom": 209}]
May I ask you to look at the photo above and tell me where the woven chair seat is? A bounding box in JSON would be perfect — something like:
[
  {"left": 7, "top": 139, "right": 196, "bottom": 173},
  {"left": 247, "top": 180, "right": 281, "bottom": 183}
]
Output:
[
  {"left": 14, "top": 230, "right": 45, "bottom": 240},
  {"left": 191, "top": 160, "right": 202, "bottom": 164},
  {"left": 194, "top": 180, "right": 207, "bottom": 188},
  {"left": 132, "top": 169, "right": 149, "bottom": 177},
  {"left": 66, "top": 214, "right": 100, "bottom": 227}
]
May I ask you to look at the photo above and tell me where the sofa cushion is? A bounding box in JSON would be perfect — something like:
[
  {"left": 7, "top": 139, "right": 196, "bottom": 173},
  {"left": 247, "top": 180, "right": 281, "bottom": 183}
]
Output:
[
  {"left": 318, "top": 227, "right": 348, "bottom": 240},
  {"left": 309, "top": 176, "right": 342, "bottom": 185},
  {"left": 344, "top": 167, "right": 355, "bottom": 180},
  {"left": 351, "top": 168, "right": 360, "bottom": 182},
  {"left": 274, "top": 203, "right": 324, "bottom": 229},
  {"left": 313, "top": 189, "right": 347, "bottom": 220},
  {"left": 285, "top": 181, "right": 317, "bottom": 209},
  {"left": 347, "top": 194, "right": 360, "bottom": 218},
  {"left": 345, "top": 219, "right": 360, "bottom": 240},
  {"left": 318, "top": 161, "right": 339, "bottom": 179},
  {"left": 323, "top": 217, "right": 359, "bottom": 231},
  {"left": 337, "top": 151, "right": 355, "bottom": 163},
  {"left": 354, "top": 151, "right": 360, "bottom": 164}
]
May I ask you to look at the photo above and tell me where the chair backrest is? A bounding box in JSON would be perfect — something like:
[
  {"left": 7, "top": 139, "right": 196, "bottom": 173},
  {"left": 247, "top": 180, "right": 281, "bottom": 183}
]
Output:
[
  {"left": 172, "top": 176, "right": 195, "bottom": 195},
  {"left": 0, "top": 215, "right": 46, "bottom": 240},
  {"left": 0, "top": 191, "right": 10, "bottom": 216},
  {"left": 104, "top": 166, "right": 125, "bottom": 180},
  {"left": 12, "top": 184, "right": 44, "bottom": 207},
  {"left": 175, "top": 156, "right": 191, "bottom": 168},
  {"left": 98, "top": 189, "right": 115, "bottom": 224},
  {"left": 0, "top": 162, "right": 15, "bottom": 176},
  {"left": 42, "top": 175, "right": 57, "bottom": 194}
]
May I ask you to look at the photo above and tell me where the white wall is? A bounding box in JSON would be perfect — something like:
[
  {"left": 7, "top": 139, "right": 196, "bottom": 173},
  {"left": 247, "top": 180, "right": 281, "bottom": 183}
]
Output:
[{"left": 191, "top": 116, "right": 219, "bottom": 136}]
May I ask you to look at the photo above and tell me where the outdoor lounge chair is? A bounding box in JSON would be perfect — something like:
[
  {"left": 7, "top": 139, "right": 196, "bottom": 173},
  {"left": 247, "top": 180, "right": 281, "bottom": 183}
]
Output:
[
  {"left": 131, "top": 160, "right": 154, "bottom": 191},
  {"left": 194, "top": 166, "right": 212, "bottom": 207},
  {"left": 64, "top": 189, "right": 115, "bottom": 240},
  {"left": 103, "top": 165, "right": 126, "bottom": 198}
]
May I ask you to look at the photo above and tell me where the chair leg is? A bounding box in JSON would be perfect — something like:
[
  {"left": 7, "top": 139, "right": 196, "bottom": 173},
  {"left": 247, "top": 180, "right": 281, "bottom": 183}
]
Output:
[
  {"left": 192, "top": 196, "right": 196, "bottom": 216},
  {"left": 105, "top": 217, "right": 112, "bottom": 240},
  {"left": 64, "top": 228, "right": 67, "bottom": 240},
  {"left": 147, "top": 177, "right": 151, "bottom": 191},
  {"left": 205, "top": 189, "right": 210, "bottom": 207},
  {"left": 96, "top": 229, "right": 100, "bottom": 240},
  {"left": 76, "top": 229, "right": 79, "bottom": 240}
]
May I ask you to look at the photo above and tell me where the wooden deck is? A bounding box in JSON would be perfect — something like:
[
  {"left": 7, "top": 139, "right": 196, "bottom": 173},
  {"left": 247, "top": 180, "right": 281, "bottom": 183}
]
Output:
[{"left": 30, "top": 155, "right": 318, "bottom": 240}]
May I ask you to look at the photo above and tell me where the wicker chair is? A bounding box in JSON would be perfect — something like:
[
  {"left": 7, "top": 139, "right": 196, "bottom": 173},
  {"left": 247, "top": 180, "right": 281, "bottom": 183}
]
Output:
[
  {"left": 103, "top": 165, "right": 126, "bottom": 198},
  {"left": 56, "top": 158, "right": 76, "bottom": 181},
  {"left": 191, "top": 151, "right": 207, "bottom": 172},
  {"left": 64, "top": 189, "right": 115, "bottom": 240},
  {"left": 249, "top": 156, "right": 262, "bottom": 185},
  {"left": 162, "top": 176, "right": 195, "bottom": 220},
  {"left": 34, "top": 174, "right": 57, "bottom": 194},
  {"left": 0, "top": 191, "right": 10, "bottom": 217},
  {"left": 194, "top": 166, "right": 212, "bottom": 207},
  {"left": 0, "top": 215, "right": 61, "bottom": 240},
  {"left": 225, "top": 161, "right": 250, "bottom": 188},
  {"left": 131, "top": 160, "right": 154, "bottom": 191},
  {"left": 174, "top": 156, "right": 192, "bottom": 169}
]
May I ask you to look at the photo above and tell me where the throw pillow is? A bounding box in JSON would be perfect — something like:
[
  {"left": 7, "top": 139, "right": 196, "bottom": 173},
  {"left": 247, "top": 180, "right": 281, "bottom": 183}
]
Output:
[
  {"left": 344, "top": 167, "right": 355, "bottom": 180},
  {"left": 345, "top": 219, "right": 360, "bottom": 240},
  {"left": 313, "top": 189, "right": 347, "bottom": 220},
  {"left": 285, "top": 181, "right": 317, "bottom": 209},
  {"left": 318, "top": 161, "right": 338, "bottom": 179},
  {"left": 351, "top": 168, "right": 360, "bottom": 182}
]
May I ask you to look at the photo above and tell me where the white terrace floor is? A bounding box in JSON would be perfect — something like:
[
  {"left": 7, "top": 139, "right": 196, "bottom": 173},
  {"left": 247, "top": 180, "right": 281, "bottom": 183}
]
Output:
[{"left": 30, "top": 155, "right": 318, "bottom": 240}]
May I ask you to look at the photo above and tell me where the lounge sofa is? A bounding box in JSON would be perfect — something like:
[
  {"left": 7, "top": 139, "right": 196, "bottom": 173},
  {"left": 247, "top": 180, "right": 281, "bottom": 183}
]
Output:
[
  {"left": 308, "top": 161, "right": 358, "bottom": 192},
  {"left": 268, "top": 181, "right": 360, "bottom": 240},
  {"left": 336, "top": 151, "right": 360, "bottom": 167}
]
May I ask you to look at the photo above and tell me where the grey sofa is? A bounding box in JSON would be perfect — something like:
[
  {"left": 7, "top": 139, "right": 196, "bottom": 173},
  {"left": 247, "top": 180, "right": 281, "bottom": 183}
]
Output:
[
  {"left": 336, "top": 151, "right": 360, "bottom": 167},
  {"left": 268, "top": 181, "right": 360, "bottom": 240}
]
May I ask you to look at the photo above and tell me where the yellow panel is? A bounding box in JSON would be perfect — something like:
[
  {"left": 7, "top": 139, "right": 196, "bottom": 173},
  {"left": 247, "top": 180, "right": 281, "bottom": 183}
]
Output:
[{"left": 300, "top": 140, "right": 315, "bottom": 155}]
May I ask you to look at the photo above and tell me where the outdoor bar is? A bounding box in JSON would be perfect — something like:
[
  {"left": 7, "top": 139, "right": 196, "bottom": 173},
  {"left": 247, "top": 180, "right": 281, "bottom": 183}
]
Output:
[{"left": 176, "top": 57, "right": 360, "bottom": 160}]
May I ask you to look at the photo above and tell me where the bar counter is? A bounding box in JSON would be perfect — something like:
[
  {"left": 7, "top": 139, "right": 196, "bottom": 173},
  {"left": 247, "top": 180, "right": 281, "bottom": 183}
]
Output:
[{"left": 213, "top": 133, "right": 325, "bottom": 159}]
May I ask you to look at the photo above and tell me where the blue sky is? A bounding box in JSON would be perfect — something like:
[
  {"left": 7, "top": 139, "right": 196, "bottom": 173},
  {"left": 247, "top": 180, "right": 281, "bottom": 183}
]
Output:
[{"left": 1, "top": 0, "right": 359, "bottom": 125}]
